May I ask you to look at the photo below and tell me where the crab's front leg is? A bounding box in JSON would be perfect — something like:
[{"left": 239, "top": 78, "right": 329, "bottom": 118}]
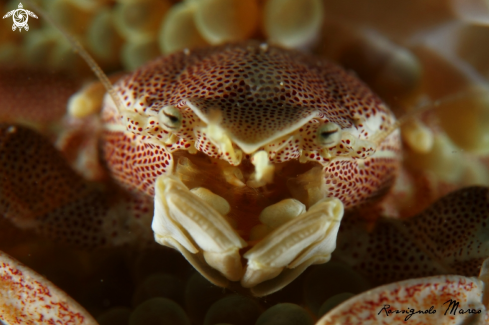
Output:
[
  {"left": 241, "top": 197, "right": 343, "bottom": 296},
  {"left": 102, "top": 122, "right": 247, "bottom": 285},
  {"left": 152, "top": 175, "right": 246, "bottom": 285}
]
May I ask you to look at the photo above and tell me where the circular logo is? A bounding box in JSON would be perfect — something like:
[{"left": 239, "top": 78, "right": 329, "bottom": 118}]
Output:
[{"left": 13, "top": 9, "right": 28, "bottom": 27}]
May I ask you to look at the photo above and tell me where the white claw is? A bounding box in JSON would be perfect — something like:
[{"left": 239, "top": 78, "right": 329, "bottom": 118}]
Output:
[
  {"left": 242, "top": 198, "right": 344, "bottom": 295},
  {"left": 259, "top": 198, "right": 306, "bottom": 229},
  {"left": 190, "top": 187, "right": 231, "bottom": 216},
  {"left": 152, "top": 176, "right": 246, "bottom": 282},
  {"left": 203, "top": 249, "right": 242, "bottom": 280}
]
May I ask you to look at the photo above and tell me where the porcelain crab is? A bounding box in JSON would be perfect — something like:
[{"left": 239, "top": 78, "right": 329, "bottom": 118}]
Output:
[{"left": 2, "top": 38, "right": 402, "bottom": 294}]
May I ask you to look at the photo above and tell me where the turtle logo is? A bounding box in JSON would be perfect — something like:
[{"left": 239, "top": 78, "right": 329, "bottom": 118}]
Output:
[{"left": 2, "top": 3, "right": 38, "bottom": 32}]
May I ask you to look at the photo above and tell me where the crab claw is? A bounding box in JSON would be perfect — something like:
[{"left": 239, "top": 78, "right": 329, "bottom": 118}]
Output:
[
  {"left": 0, "top": 250, "right": 97, "bottom": 325},
  {"left": 241, "top": 198, "right": 344, "bottom": 296},
  {"left": 152, "top": 175, "right": 247, "bottom": 286}
]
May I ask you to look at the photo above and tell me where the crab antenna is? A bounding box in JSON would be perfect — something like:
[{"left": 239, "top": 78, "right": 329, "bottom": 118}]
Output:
[
  {"left": 23, "top": 0, "right": 123, "bottom": 111},
  {"left": 370, "top": 87, "right": 489, "bottom": 146}
]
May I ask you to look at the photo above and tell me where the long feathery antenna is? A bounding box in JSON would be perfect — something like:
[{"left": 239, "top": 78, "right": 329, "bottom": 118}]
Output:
[
  {"left": 371, "top": 87, "right": 489, "bottom": 146},
  {"left": 24, "top": 0, "right": 123, "bottom": 111}
]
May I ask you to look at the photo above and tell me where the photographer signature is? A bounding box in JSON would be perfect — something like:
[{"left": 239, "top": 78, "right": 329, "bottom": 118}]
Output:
[{"left": 378, "top": 299, "right": 482, "bottom": 321}]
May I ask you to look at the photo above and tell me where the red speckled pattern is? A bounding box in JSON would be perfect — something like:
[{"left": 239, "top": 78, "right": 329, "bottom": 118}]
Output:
[
  {"left": 322, "top": 132, "right": 400, "bottom": 207},
  {"left": 0, "top": 124, "right": 153, "bottom": 249},
  {"left": 317, "top": 275, "right": 487, "bottom": 325},
  {"left": 404, "top": 187, "right": 489, "bottom": 275},
  {"left": 103, "top": 130, "right": 173, "bottom": 196},
  {"left": 113, "top": 42, "right": 393, "bottom": 145},
  {"left": 0, "top": 251, "right": 97, "bottom": 325},
  {"left": 102, "top": 41, "right": 400, "bottom": 208},
  {"left": 335, "top": 186, "right": 489, "bottom": 285},
  {"left": 0, "top": 124, "right": 89, "bottom": 227}
]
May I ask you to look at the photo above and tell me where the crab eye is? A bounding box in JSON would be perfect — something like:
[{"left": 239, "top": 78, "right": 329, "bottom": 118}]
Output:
[
  {"left": 158, "top": 105, "right": 182, "bottom": 130},
  {"left": 317, "top": 122, "right": 340, "bottom": 146}
]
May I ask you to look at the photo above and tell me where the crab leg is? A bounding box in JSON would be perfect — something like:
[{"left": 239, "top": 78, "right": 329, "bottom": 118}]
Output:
[
  {"left": 242, "top": 197, "right": 344, "bottom": 296},
  {"left": 152, "top": 175, "right": 247, "bottom": 285},
  {"left": 0, "top": 124, "right": 154, "bottom": 249},
  {"left": 0, "top": 250, "right": 98, "bottom": 325},
  {"left": 335, "top": 186, "right": 489, "bottom": 286}
]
